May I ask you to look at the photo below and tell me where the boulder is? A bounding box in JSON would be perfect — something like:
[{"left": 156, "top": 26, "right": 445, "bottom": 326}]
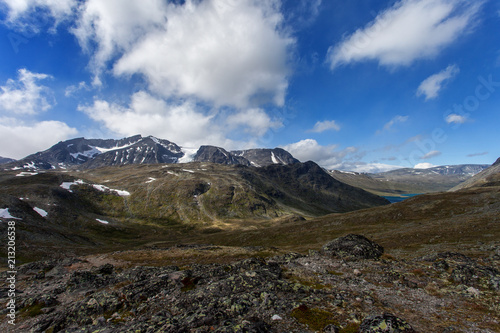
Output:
[
  {"left": 359, "top": 313, "right": 415, "bottom": 333},
  {"left": 322, "top": 234, "right": 384, "bottom": 260}
]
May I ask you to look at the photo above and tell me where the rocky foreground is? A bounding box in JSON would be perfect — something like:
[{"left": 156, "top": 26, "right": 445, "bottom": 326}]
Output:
[{"left": 1, "top": 235, "right": 499, "bottom": 332}]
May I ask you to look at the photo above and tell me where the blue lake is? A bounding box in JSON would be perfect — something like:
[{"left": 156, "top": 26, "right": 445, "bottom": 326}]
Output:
[{"left": 383, "top": 193, "right": 421, "bottom": 203}]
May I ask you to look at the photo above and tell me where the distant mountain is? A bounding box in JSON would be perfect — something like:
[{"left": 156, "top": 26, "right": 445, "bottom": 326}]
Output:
[
  {"left": 375, "top": 164, "right": 489, "bottom": 177},
  {"left": 329, "top": 164, "right": 489, "bottom": 195},
  {"left": 3, "top": 135, "right": 299, "bottom": 171},
  {"left": 0, "top": 156, "right": 15, "bottom": 164},
  {"left": 450, "top": 158, "right": 500, "bottom": 191}
]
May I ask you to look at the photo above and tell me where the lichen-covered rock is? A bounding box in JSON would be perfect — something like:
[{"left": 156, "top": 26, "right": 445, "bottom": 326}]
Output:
[
  {"left": 359, "top": 313, "right": 415, "bottom": 332},
  {"left": 322, "top": 234, "right": 384, "bottom": 259}
]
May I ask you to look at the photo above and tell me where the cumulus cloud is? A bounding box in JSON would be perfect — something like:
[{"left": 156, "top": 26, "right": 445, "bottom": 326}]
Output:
[
  {"left": 417, "top": 64, "right": 459, "bottom": 100},
  {"left": 0, "top": 118, "right": 77, "bottom": 159},
  {"left": 377, "top": 115, "right": 409, "bottom": 134},
  {"left": 4, "top": 0, "right": 294, "bottom": 106},
  {"left": 225, "top": 108, "right": 282, "bottom": 137},
  {"left": 445, "top": 113, "right": 467, "bottom": 124},
  {"left": 113, "top": 0, "right": 293, "bottom": 108},
  {"left": 78, "top": 91, "right": 220, "bottom": 147},
  {"left": 71, "top": 0, "right": 168, "bottom": 85},
  {"left": 281, "top": 139, "right": 360, "bottom": 168},
  {"left": 414, "top": 162, "right": 435, "bottom": 169},
  {"left": 308, "top": 120, "right": 340, "bottom": 133},
  {"left": 420, "top": 150, "right": 441, "bottom": 159},
  {"left": 327, "top": 0, "right": 484, "bottom": 69},
  {"left": 0, "top": 68, "right": 55, "bottom": 115}
]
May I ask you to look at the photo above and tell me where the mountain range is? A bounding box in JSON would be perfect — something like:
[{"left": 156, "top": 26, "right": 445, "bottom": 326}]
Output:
[
  {"left": 329, "top": 164, "right": 489, "bottom": 195},
  {"left": 2, "top": 135, "right": 299, "bottom": 171},
  {"left": 2, "top": 134, "right": 491, "bottom": 196}
]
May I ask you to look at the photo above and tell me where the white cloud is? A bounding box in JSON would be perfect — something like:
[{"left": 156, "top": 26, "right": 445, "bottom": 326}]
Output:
[
  {"left": 284, "top": 0, "right": 322, "bottom": 28},
  {"left": 0, "top": 0, "right": 77, "bottom": 31},
  {"left": 0, "top": 68, "right": 55, "bottom": 115},
  {"left": 417, "top": 64, "right": 459, "bottom": 100},
  {"left": 414, "top": 162, "right": 435, "bottom": 169},
  {"left": 113, "top": 0, "right": 294, "bottom": 108},
  {"left": 420, "top": 150, "right": 441, "bottom": 159},
  {"left": 308, "top": 120, "right": 340, "bottom": 133},
  {"left": 336, "top": 162, "right": 404, "bottom": 173},
  {"left": 71, "top": 0, "right": 168, "bottom": 85},
  {"left": 327, "top": 0, "right": 484, "bottom": 69},
  {"left": 225, "top": 108, "right": 282, "bottom": 137},
  {"left": 377, "top": 115, "right": 409, "bottom": 134},
  {"left": 467, "top": 152, "right": 488, "bottom": 157},
  {"left": 0, "top": 118, "right": 77, "bottom": 159},
  {"left": 64, "top": 81, "right": 90, "bottom": 97},
  {"left": 3, "top": 0, "right": 294, "bottom": 106},
  {"left": 281, "top": 139, "right": 361, "bottom": 168},
  {"left": 445, "top": 113, "right": 467, "bottom": 124},
  {"left": 282, "top": 139, "right": 338, "bottom": 163},
  {"left": 79, "top": 91, "right": 223, "bottom": 148}
]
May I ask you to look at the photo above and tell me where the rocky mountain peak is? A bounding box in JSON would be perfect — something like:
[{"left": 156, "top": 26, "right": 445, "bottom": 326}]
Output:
[
  {"left": 193, "top": 146, "right": 250, "bottom": 165},
  {"left": 231, "top": 147, "right": 299, "bottom": 167}
]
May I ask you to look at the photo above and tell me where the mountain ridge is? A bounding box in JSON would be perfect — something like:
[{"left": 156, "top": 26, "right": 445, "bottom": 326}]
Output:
[{"left": 3, "top": 135, "right": 300, "bottom": 171}]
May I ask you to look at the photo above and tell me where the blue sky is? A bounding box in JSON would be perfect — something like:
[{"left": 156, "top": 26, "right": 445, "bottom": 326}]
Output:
[{"left": 0, "top": 0, "right": 499, "bottom": 172}]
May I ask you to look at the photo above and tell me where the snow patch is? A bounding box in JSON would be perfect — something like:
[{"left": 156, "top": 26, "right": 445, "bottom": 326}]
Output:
[
  {"left": 94, "top": 139, "right": 141, "bottom": 154},
  {"left": 60, "top": 179, "right": 85, "bottom": 192},
  {"left": 0, "top": 208, "right": 21, "bottom": 220},
  {"left": 271, "top": 152, "right": 285, "bottom": 164},
  {"left": 16, "top": 172, "right": 38, "bottom": 177},
  {"left": 182, "top": 169, "right": 195, "bottom": 173},
  {"left": 96, "top": 218, "right": 109, "bottom": 224},
  {"left": 92, "top": 184, "right": 130, "bottom": 196},
  {"left": 145, "top": 177, "right": 156, "bottom": 183},
  {"left": 70, "top": 146, "right": 101, "bottom": 160},
  {"left": 33, "top": 207, "right": 48, "bottom": 217},
  {"left": 178, "top": 147, "right": 198, "bottom": 163},
  {"left": 60, "top": 180, "right": 129, "bottom": 196}
]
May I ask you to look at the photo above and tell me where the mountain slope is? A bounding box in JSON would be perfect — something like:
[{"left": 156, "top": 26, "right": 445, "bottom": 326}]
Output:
[{"left": 450, "top": 157, "right": 500, "bottom": 191}]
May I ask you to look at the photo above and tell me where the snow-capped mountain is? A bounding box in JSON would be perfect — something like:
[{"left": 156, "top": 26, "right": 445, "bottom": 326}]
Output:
[
  {"left": 377, "top": 164, "right": 490, "bottom": 177},
  {"left": 5, "top": 135, "right": 183, "bottom": 170},
  {"left": 3, "top": 135, "right": 299, "bottom": 170}
]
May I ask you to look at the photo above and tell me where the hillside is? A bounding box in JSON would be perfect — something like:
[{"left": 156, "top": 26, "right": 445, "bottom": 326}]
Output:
[
  {"left": 0, "top": 161, "right": 388, "bottom": 261},
  {"left": 450, "top": 158, "right": 500, "bottom": 191}
]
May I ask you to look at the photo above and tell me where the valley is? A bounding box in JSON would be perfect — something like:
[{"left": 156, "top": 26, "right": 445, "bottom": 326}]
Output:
[{"left": 0, "top": 138, "right": 498, "bottom": 332}]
